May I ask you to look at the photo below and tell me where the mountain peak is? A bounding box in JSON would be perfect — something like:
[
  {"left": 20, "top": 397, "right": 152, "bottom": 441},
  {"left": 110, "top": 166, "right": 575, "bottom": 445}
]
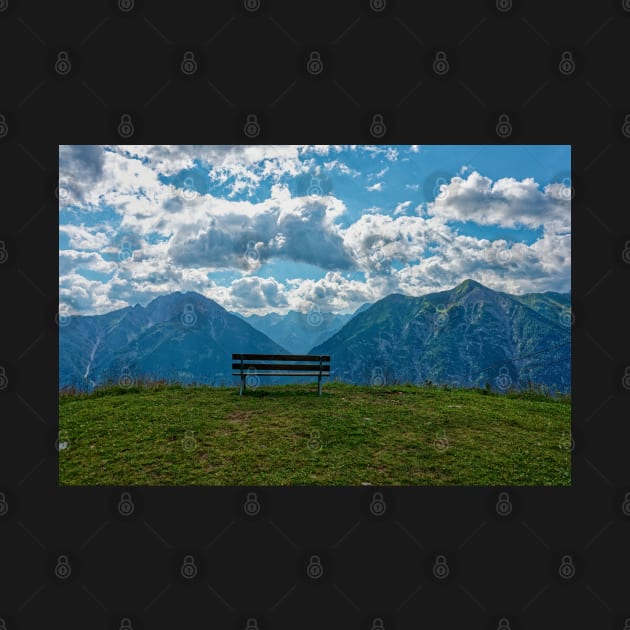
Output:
[{"left": 454, "top": 279, "right": 484, "bottom": 292}]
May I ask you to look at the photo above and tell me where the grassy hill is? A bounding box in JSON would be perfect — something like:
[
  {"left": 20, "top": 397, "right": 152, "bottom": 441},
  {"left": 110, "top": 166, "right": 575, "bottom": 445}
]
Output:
[{"left": 59, "top": 382, "right": 571, "bottom": 486}]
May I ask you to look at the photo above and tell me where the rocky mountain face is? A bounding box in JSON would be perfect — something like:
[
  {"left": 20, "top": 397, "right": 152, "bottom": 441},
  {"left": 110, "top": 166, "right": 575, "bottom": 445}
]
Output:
[
  {"left": 308, "top": 280, "right": 571, "bottom": 393},
  {"left": 59, "top": 292, "right": 289, "bottom": 389}
]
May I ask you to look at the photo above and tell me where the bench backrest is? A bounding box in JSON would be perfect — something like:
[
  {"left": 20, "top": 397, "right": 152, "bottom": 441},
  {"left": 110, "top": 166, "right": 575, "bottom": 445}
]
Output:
[{"left": 232, "top": 354, "right": 331, "bottom": 373}]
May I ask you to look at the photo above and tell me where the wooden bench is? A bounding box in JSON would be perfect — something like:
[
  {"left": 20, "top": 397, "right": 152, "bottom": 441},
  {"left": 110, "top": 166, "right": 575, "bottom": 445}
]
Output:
[{"left": 232, "top": 353, "right": 331, "bottom": 396}]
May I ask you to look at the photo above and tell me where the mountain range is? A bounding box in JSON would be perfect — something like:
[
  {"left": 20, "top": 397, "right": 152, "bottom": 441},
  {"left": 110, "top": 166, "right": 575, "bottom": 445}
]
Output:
[
  {"left": 310, "top": 279, "right": 571, "bottom": 392},
  {"left": 233, "top": 302, "right": 372, "bottom": 354},
  {"left": 59, "top": 280, "right": 571, "bottom": 393},
  {"left": 59, "top": 292, "right": 288, "bottom": 390}
]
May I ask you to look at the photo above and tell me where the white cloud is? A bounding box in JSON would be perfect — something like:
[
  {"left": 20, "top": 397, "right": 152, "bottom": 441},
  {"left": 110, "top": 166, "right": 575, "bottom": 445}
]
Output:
[
  {"left": 59, "top": 148, "right": 571, "bottom": 315},
  {"left": 393, "top": 201, "right": 412, "bottom": 216},
  {"left": 60, "top": 224, "right": 111, "bottom": 250},
  {"left": 428, "top": 170, "right": 571, "bottom": 230},
  {"left": 366, "top": 182, "right": 383, "bottom": 192},
  {"left": 59, "top": 251, "right": 118, "bottom": 276},
  {"left": 372, "top": 166, "right": 389, "bottom": 179}
]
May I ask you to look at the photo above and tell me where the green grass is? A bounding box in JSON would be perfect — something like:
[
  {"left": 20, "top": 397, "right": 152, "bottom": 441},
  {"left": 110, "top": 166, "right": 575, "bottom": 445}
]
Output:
[{"left": 58, "top": 381, "right": 571, "bottom": 486}]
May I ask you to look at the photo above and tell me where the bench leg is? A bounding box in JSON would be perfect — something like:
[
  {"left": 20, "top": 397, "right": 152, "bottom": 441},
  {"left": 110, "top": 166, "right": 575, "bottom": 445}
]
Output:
[
  {"left": 318, "top": 375, "right": 322, "bottom": 396},
  {"left": 240, "top": 375, "right": 245, "bottom": 396}
]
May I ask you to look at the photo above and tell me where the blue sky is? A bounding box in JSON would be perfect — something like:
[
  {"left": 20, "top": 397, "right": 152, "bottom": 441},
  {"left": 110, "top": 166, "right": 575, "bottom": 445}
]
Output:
[{"left": 59, "top": 144, "right": 571, "bottom": 316}]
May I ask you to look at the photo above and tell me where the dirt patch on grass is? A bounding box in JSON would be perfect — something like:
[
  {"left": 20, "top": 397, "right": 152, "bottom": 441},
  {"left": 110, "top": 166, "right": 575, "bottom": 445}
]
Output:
[{"left": 227, "top": 410, "right": 257, "bottom": 423}]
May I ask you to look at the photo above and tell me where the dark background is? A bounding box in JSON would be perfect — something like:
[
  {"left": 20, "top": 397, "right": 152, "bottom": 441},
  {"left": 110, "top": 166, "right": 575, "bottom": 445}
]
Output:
[{"left": 1, "top": 0, "right": 630, "bottom": 628}]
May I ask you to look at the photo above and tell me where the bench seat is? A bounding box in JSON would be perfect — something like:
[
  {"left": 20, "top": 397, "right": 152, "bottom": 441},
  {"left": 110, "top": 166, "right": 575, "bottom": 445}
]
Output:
[{"left": 232, "top": 353, "right": 331, "bottom": 396}]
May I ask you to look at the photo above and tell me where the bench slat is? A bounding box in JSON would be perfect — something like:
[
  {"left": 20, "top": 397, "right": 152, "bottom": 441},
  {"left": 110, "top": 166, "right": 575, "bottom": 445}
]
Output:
[
  {"left": 232, "top": 353, "right": 330, "bottom": 362},
  {"left": 232, "top": 372, "right": 330, "bottom": 377},
  {"left": 232, "top": 363, "right": 330, "bottom": 371}
]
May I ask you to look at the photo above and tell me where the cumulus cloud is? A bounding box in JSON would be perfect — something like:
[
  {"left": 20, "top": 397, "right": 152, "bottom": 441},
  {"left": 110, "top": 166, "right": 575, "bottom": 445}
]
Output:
[
  {"left": 428, "top": 170, "right": 570, "bottom": 230},
  {"left": 59, "top": 251, "right": 118, "bottom": 276},
  {"left": 59, "top": 146, "right": 570, "bottom": 315},
  {"left": 393, "top": 201, "right": 412, "bottom": 216},
  {"left": 366, "top": 182, "right": 383, "bottom": 192},
  {"left": 58, "top": 145, "right": 105, "bottom": 205},
  {"left": 228, "top": 276, "right": 289, "bottom": 310},
  {"left": 167, "top": 194, "right": 355, "bottom": 272},
  {"left": 59, "top": 224, "right": 111, "bottom": 250}
]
